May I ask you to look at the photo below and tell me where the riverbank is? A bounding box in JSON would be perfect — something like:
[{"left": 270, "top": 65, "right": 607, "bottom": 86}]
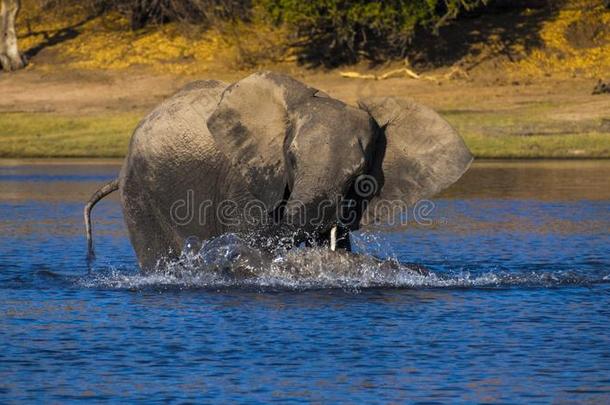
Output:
[
  {"left": 2, "top": 1, "right": 609, "bottom": 159},
  {"left": 2, "top": 111, "right": 608, "bottom": 159},
  {"left": 1, "top": 68, "right": 608, "bottom": 159}
]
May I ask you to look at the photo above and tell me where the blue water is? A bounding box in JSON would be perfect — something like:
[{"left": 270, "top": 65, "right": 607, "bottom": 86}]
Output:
[{"left": 1, "top": 160, "right": 609, "bottom": 403}]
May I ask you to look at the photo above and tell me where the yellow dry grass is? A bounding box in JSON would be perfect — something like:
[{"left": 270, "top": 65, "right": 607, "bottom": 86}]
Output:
[
  {"left": 510, "top": 1, "right": 610, "bottom": 78},
  {"left": 18, "top": 3, "right": 290, "bottom": 74},
  {"left": 16, "top": 0, "right": 610, "bottom": 78}
]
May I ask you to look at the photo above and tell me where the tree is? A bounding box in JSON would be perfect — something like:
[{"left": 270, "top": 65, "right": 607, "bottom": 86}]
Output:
[
  {"left": 260, "top": 0, "right": 489, "bottom": 67},
  {"left": 0, "top": 0, "right": 26, "bottom": 71}
]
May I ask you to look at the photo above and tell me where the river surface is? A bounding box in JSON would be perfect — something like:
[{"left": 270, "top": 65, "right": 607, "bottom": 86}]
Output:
[{"left": 1, "top": 159, "right": 609, "bottom": 403}]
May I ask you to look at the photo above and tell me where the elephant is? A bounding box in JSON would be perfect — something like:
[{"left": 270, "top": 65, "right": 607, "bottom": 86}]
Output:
[{"left": 84, "top": 71, "right": 472, "bottom": 271}]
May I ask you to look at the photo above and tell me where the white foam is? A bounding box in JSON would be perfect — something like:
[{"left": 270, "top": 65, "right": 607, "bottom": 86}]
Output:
[{"left": 79, "top": 233, "right": 609, "bottom": 291}]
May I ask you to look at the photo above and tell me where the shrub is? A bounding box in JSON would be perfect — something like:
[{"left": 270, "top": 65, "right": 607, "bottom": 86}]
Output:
[
  {"left": 49, "top": 0, "right": 492, "bottom": 66},
  {"left": 86, "top": 0, "right": 252, "bottom": 30},
  {"left": 258, "top": 0, "right": 488, "bottom": 67},
  {"left": 81, "top": 0, "right": 488, "bottom": 65}
]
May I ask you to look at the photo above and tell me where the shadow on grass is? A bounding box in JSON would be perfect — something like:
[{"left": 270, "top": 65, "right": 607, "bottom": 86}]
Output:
[
  {"left": 22, "top": 14, "right": 99, "bottom": 60},
  {"left": 406, "top": 1, "right": 561, "bottom": 69},
  {"left": 289, "top": 1, "right": 562, "bottom": 69}
]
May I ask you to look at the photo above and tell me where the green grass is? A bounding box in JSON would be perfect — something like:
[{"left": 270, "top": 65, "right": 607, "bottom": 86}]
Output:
[
  {"left": 462, "top": 132, "right": 610, "bottom": 158},
  {"left": 0, "top": 111, "right": 609, "bottom": 159},
  {"left": 0, "top": 112, "right": 141, "bottom": 158},
  {"left": 443, "top": 108, "right": 610, "bottom": 159}
]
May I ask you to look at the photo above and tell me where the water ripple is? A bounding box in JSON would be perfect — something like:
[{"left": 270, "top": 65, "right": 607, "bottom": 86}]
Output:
[{"left": 78, "top": 236, "right": 610, "bottom": 291}]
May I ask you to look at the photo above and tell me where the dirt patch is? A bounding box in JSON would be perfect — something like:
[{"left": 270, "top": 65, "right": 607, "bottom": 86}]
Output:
[
  {"left": 0, "top": 68, "right": 191, "bottom": 114},
  {"left": 2, "top": 65, "right": 609, "bottom": 123}
]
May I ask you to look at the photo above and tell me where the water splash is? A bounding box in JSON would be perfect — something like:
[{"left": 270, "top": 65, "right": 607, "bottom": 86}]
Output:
[{"left": 79, "top": 234, "right": 610, "bottom": 291}]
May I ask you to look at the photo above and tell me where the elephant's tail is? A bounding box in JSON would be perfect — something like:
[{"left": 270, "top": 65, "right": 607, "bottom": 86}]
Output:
[{"left": 84, "top": 178, "right": 119, "bottom": 259}]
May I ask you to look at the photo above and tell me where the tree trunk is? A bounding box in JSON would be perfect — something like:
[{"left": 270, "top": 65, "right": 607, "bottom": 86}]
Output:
[{"left": 0, "top": 0, "right": 26, "bottom": 72}]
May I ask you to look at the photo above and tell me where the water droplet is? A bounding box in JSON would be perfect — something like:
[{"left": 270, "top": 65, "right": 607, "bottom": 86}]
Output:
[{"left": 182, "top": 236, "right": 201, "bottom": 257}]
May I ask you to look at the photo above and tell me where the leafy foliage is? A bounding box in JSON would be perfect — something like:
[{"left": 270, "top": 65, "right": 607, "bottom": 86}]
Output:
[
  {"left": 81, "top": 0, "right": 487, "bottom": 66},
  {"left": 70, "top": 0, "right": 606, "bottom": 73},
  {"left": 258, "top": 0, "right": 488, "bottom": 66},
  {"left": 86, "top": 0, "right": 252, "bottom": 29}
]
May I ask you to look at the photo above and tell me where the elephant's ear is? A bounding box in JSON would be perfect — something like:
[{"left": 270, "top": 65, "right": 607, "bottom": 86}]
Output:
[
  {"left": 207, "top": 72, "right": 313, "bottom": 208},
  {"left": 358, "top": 96, "right": 473, "bottom": 223}
]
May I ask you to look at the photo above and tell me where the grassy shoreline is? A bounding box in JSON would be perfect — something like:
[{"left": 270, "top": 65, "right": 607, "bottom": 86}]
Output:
[{"left": 1, "top": 111, "right": 609, "bottom": 159}]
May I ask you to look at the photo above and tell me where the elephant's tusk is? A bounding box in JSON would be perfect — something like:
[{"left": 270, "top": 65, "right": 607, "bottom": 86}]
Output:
[{"left": 330, "top": 225, "right": 337, "bottom": 251}]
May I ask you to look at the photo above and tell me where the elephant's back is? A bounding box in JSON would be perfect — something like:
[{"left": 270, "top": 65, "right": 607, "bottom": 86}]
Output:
[
  {"left": 119, "top": 80, "right": 251, "bottom": 268},
  {"left": 125, "top": 79, "right": 227, "bottom": 169}
]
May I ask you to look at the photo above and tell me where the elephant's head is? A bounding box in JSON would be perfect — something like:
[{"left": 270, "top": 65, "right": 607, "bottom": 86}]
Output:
[{"left": 207, "top": 71, "right": 472, "bottom": 247}]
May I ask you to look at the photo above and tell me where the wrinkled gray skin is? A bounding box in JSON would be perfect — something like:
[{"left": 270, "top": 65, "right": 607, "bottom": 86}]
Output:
[{"left": 87, "top": 71, "right": 472, "bottom": 271}]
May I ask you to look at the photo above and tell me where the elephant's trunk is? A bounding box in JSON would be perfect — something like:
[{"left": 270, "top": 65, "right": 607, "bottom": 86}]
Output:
[{"left": 279, "top": 185, "right": 352, "bottom": 251}]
